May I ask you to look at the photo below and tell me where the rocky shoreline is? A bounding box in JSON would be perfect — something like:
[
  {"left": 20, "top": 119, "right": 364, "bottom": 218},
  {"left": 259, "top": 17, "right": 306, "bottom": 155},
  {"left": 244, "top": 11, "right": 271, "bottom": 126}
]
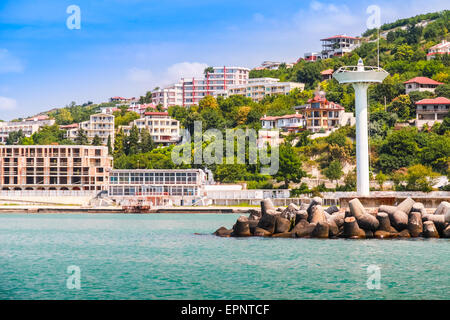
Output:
[{"left": 214, "top": 198, "right": 450, "bottom": 239}]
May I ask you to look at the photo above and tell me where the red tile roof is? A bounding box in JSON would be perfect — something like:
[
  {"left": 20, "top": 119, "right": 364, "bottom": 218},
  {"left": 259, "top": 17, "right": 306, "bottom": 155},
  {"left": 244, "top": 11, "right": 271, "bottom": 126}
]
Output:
[
  {"left": 321, "top": 69, "right": 334, "bottom": 75},
  {"left": 59, "top": 123, "right": 79, "bottom": 129},
  {"left": 260, "top": 114, "right": 304, "bottom": 121},
  {"left": 415, "top": 97, "right": 450, "bottom": 105},
  {"left": 144, "top": 111, "right": 169, "bottom": 116},
  {"left": 404, "top": 77, "right": 443, "bottom": 85}
]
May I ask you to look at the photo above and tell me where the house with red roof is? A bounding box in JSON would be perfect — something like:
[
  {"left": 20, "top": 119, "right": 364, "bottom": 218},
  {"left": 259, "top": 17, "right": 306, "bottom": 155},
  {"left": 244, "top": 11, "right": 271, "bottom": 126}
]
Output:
[
  {"left": 415, "top": 97, "right": 450, "bottom": 128},
  {"left": 260, "top": 112, "right": 306, "bottom": 133},
  {"left": 404, "top": 77, "right": 443, "bottom": 94},
  {"left": 295, "top": 94, "right": 355, "bottom": 132},
  {"left": 320, "top": 69, "right": 334, "bottom": 81},
  {"left": 427, "top": 40, "right": 450, "bottom": 60}
]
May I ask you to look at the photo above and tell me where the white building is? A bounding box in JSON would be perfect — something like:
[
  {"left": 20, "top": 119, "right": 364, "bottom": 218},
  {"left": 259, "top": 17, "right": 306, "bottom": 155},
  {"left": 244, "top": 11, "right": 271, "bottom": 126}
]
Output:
[
  {"left": 152, "top": 66, "right": 250, "bottom": 108},
  {"left": 404, "top": 77, "right": 443, "bottom": 95},
  {"left": 120, "top": 111, "right": 180, "bottom": 146},
  {"left": 66, "top": 114, "right": 115, "bottom": 146},
  {"left": 320, "top": 35, "right": 361, "bottom": 59},
  {"left": 0, "top": 115, "right": 55, "bottom": 144},
  {"left": 259, "top": 61, "right": 294, "bottom": 70},
  {"left": 427, "top": 40, "right": 450, "bottom": 60},
  {"left": 260, "top": 112, "right": 306, "bottom": 133},
  {"left": 415, "top": 97, "right": 450, "bottom": 128},
  {"left": 220, "top": 78, "right": 304, "bottom": 102}
]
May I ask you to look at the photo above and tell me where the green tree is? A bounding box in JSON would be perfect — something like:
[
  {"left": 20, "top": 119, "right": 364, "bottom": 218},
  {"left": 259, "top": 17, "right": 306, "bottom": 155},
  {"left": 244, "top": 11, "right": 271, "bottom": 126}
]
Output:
[
  {"left": 140, "top": 129, "right": 156, "bottom": 153},
  {"left": 388, "top": 94, "right": 412, "bottom": 120},
  {"left": 75, "top": 128, "right": 89, "bottom": 145},
  {"left": 323, "top": 160, "right": 343, "bottom": 185},
  {"left": 124, "top": 125, "right": 140, "bottom": 155},
  {"left": 275, "top": 143, "right": 306, "bottom": 188},
  {"left": 107, "top": 135, "right": 113, "bottom": 154},
  {"left": 92, "top": 135, "right": 102, "bottom": 146},
  {"left": 435, "top": 84, "right": 450, "bottom": 98},
  {"left": 376, "top": 171, "right": 388, "bottom": 190},
  {"left": 5, "top": 130, "right": 25, "bottom": 145},
  {"left": 114, "top": 129, "right": 125, "bottom": 157},
  {"left": 405, "top": 164, "right": 439, "bottom": 192}
]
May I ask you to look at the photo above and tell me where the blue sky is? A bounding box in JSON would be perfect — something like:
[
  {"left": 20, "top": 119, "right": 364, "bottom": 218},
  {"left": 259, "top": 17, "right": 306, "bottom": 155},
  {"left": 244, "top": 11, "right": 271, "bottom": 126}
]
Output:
[{"left": 0, "top": 0, "right": 448, "bottom": 120}]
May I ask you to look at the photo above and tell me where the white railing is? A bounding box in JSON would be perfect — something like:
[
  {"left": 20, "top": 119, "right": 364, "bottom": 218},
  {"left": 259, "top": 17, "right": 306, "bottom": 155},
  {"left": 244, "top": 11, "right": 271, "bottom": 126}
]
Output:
[{"left": 0, "top": 190, "right": 99, "bottom": 197}]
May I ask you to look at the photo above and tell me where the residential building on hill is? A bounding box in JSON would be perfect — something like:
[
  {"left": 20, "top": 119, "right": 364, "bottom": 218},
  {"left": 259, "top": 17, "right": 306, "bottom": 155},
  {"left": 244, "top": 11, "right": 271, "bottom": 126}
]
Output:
[
  {"left": 415, "top": 97, "right": 450, "bottom": 128},
  {"left": 218, "top": 78, "right": 304, "bottom": 102},
  {"left": 321, "top": 69, "right": 334, "bottom": 81},
  {"left": 119, "top": 112, "right": 180, "bottom": 146},
  {"left": 152, "top": 66, "right": 250, "bottom": 108},
  {"left": 66, "top": 114, "right": 115, "bottom": 146},
  {"left": 427, "top": 40, "right": 450, "bottom": 60},
  {"left": 260, "top": 112, "right": 306, "bottom": 133},
  {"left": 295, "top": 94, "right": 355, "bottom": 132},
  {"left": 302, "top": 52, "right": 321, "bottom": 62},
  {"left": 258, "top": 61, "right": 294, "bottom": 70},
  {"left": 320, "top": 35, "right": 361, "bottom": 59},
  {"left": 0, "top": 145, "right": 112, "bottom": 191},
  {"left": 404, "top": 77, "right": 443, "bottom": 94},
  {"left": 0, "top": 115, "right": 55, "bottom": 144}
]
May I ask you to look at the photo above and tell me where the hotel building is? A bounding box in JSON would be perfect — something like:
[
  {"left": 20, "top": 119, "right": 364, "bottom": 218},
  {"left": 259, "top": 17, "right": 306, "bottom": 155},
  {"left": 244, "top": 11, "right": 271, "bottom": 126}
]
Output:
[
  {"left": 0, "top": 145, "right": 112, "bottom": 191},
  {"left": 66, "top": 113, "right": 115, "bottom": 146},
  {"left": 415, "top": 97, "right": 450, "bottom": 129},
  {"left": 219, "top": 78, "right": 305, "bottom": 102},
  {"left": 260, "top": 112, "right": 306, "bottom": 133},
  {"left": 0, "top": 115, "right": 55, "bottom": 144},
  {"left": 119, "top": 112, "right": 180, "bottom": 145},
  {"left": 295, "top": 95, "right": 355, "bottom": 132},
  {"left": 404, "top": 77, "right": 443, "bottom": 95},
  {"left": 108, "top": 169, "right": 207, "bottom": 206},
  {"left": 152, "top": 66, "right": 250, "bottom": 108}
]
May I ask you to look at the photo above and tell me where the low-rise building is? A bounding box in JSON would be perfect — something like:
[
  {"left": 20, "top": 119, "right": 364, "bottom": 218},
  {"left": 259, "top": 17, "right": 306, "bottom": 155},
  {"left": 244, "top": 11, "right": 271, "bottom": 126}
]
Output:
[
  {"left": 404, "top": 77, "right": 443, "bottom": 94},
  {"left": 427, "top": 40, "right": 450, "bottom": 60},
  {"left": 415, "top": 97, "right": 450, "bottom": 128},
  {"left": 0, "top": 145, "right": 112, "bottom": 191},
  {"left": 108, "top": 169, "right": 207, "bottom": 206},
  {"left": 120, "top": 112, "right": 180, "bottom": 145},
  {"left": 0, "top": 115, "right": 55, "bottom": 144},
  {"left": 222, "top": 78, "right": 304, "bottom": 102},
  {"left": 320, "top": 35, "right": 361, "bottom": 59},
  {"left": 260, "top": 112, "right": 306, "bottom": 133},
  {"left": 295, "top": 95, "right": 354, "bottom": 132},
  {"left": 259, "top": 61, "right": 294, "bottom": 70},
  {"left": 320, "top": 69, "right": 334, "bottom": 81},
  {"left": 303, "top": 52, "right": 321, "bottom": 62},
  {"left": 66, "top": 114, "right": 115, "bottom": 146}
]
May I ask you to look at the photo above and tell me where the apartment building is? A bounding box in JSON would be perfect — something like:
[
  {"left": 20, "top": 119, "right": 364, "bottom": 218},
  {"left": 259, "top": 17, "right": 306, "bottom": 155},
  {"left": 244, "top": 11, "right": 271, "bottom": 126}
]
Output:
[
  {"left": 66, "top": 113, "right": 115, "bottom": 146},
  {"left": 108, "top": 169, "right": 207, "bottom": 206},
  {"left": 152, "top": 66, "right": 250, "bottom": 108},
  {"left": 415, "top": 97, "right": 450, "bottom": 128},
  {"left": 404, "top": 77, "right": 443, "bottom": 94},
  {"left": 295, "top": 95, "right": 354, "bottom": 132},
  {"left": 259, "top": 61, "right": 294, "bottom": 70},
  {"left": 427, "top": 40, "right": 450, "bottom": 60},
  {"left": 220, "top": 78, "right": 305, "bottom": 102},
  {"left": 120, "top": 112, "right": 180, "bottom": 145},
  {"left": 0, "top": 145, "right": 112, "bottom": 191},
  {"left": 320, "top": 35, "right": 361, "bottom": 59},
  {"left": 0, "top": 115, "right": 55, "bottom": 144}
]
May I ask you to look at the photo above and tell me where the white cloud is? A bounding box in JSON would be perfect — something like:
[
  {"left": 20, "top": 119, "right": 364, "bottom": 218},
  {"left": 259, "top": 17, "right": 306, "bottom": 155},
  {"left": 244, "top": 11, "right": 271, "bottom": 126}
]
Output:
[
  {"left": 0, "top": 96, "right": 17, "bottom": 110},
  {"left": 126, "top": 67, "right": 154, "bottom": 83},
  {"left": 164, "top": 62, "right": 207, "bottom": 84},
  {"left": 0, "top": 49, "right": 24, "bottom": 73}
]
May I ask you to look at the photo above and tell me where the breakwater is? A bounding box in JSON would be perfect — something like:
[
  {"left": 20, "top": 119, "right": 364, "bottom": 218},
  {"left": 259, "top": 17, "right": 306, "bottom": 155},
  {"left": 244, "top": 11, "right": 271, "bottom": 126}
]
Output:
[{"left": 214, "top": 197, "right": 450, "bottom": 239}]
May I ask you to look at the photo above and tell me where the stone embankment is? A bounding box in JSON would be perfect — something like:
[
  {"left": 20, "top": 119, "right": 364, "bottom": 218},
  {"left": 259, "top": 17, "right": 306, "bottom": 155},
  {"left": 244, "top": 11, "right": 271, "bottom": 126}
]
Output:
[{"left": 214, "top": 198, "right": 450, "bottom": 239}]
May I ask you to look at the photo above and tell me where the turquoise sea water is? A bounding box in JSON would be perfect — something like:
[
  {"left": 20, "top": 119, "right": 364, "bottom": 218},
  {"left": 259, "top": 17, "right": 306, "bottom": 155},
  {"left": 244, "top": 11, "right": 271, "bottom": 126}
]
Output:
[{"left": 0, "top": 213, "right": 448, "bottom": 300}]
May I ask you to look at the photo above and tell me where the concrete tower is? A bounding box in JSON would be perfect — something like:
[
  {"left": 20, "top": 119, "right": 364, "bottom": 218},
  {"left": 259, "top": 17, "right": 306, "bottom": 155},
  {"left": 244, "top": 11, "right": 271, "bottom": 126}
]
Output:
[{"left": 333, "top": 59, "right": 388, "bottom": 196}]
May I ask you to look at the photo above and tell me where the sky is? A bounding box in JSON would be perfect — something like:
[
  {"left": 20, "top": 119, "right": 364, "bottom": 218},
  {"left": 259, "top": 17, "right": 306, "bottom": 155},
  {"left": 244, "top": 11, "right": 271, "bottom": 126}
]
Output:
[{"left": 0, "top": 0, "right": 448, "bottom": 120}]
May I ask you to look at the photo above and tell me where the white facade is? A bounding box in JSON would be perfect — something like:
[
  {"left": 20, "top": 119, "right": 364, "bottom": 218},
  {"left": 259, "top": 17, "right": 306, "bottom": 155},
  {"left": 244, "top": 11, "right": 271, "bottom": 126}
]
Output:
[
  {"left": 0, "top": 116, "right": 55, "bottom": 144},
  {"left": 415, "top": 97, "right": 450, "bottom": 129},
  {"left": 152, "top": 66, "right": 250, "bottom": 108},
  {"left": 320, "top": 35, "right": 361, "bottom": 59},
  {"left": 66, "top": 114, "right": 115, "bottom": 146},
  {"left": 120, "top": 112, "right": 180, "bottom": 145},
  {"left": 427, "top": 40, "right": 450, "bottom": 60},
  {"left": 221, "top": 78, "right": 304, "bottom": 102}
]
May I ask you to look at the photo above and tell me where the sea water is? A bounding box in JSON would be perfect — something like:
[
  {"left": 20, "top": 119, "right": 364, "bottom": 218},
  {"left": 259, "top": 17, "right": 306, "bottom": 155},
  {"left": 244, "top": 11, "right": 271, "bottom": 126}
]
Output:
[{"left": 0, "top": 213, "right": 448, "bottom": 300}]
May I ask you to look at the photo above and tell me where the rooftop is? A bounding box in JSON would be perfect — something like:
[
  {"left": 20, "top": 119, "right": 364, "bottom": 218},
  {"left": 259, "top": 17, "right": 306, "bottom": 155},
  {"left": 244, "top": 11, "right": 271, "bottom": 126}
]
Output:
[
  {"left": 404, "top": 77, "right": 443, "bottom": 85},
  {"left": 415, "top": 97, "right": 450, "bottom": 105},
  {"left": 320, "top": 35, "right": 359, "bottom": 41}
]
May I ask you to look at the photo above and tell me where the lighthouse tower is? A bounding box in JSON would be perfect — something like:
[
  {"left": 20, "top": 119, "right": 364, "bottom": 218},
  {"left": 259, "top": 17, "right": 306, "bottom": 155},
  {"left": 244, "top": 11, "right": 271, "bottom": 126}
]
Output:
[{"left": 333, "top": 59, "right": 388, "bottom": 196}]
